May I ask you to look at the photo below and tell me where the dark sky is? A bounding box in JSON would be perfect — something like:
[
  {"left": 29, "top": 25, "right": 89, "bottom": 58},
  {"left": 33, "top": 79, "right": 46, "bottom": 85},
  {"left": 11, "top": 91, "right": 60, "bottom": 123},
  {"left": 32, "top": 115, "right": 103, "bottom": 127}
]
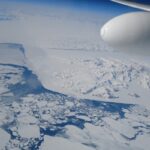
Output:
[
  {"left": 13, "top": 0, "right": 150, "bottom": 4},
  {"left": 9, "top": 0, "right": 150, "bottom": 7},
  {"left": 4, "top": 0, "right": 150, "bottom": 14}
]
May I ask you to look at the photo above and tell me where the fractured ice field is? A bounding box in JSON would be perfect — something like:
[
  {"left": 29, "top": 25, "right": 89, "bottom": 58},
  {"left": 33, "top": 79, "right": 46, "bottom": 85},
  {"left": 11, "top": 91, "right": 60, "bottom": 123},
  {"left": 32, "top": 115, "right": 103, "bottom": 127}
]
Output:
[
  {"left": 0, "top": 2, "right": 150, "bottom": 150},
  {"left": 0, "top": 39, "right": 150, "bottom": 150}
]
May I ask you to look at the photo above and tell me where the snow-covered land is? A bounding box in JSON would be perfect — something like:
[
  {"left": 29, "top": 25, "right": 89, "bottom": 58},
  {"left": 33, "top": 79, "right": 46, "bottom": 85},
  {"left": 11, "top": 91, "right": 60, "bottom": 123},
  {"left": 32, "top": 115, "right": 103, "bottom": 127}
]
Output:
[
  {"left": 0, "top": 2, "right": 150, "bottom": 150},
  {"left": 27, "top": 49, "right": 150, "bottom": 108}
]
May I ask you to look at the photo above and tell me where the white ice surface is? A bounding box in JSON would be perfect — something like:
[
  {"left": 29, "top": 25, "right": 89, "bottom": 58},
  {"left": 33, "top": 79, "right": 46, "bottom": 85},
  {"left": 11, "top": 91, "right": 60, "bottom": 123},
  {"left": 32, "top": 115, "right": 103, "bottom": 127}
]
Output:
[
  {"left": 40, "top": 136, "right": 95, "bottom": 150},
  {"left": 64, "top": 120, "right": 150, "bottom": 150},
  {"left": 17, "top": 125, "right": 40, "bottom": 138},
  {"left": 0, "top": 43, "right": 26, "bottom": 66},
  {"left": 17, "top": 114, "right": 38, "bottom": 124},
  {"left": 0, "top": 128, "right": 10, "bottom": 149}
]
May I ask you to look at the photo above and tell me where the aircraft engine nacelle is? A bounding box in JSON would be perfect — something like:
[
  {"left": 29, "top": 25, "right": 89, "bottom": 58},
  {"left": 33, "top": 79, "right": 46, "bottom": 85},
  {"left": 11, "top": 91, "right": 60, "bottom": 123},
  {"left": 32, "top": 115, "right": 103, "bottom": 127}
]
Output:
[{"left": 100, "top": 12, "right": 150, "bottom": 54}]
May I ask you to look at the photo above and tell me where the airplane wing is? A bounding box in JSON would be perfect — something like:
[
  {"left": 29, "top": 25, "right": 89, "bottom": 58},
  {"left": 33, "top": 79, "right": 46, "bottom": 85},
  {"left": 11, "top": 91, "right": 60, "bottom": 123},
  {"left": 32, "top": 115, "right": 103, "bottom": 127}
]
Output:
[{"left": 111, "top": 0, "right": 150, "bottom": 11}]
